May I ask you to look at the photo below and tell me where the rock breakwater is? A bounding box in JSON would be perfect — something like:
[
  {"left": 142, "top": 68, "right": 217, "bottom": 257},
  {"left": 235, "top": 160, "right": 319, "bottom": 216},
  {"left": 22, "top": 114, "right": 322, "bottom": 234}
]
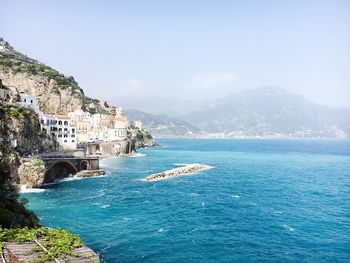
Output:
[
  {"left": 76, "top": 169, "right": 105, "bottom": 178},
  {"left": 145, "top": 163, "right": 211, "bottom": 182}
]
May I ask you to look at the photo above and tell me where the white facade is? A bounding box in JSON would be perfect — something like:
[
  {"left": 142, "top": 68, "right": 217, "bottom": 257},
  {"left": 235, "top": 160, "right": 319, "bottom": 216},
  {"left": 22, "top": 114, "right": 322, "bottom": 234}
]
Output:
[
  {"left": 91, "top": 114, "right": 101, "bottom": 128},
  {"left": 40, "top": 114, "right": 77, "bottom": 150},
  {"left": 53, "top": 116, "right": 77, "bottom": 149},
  {"left": 68, "top": 109, "right": 91, "bottom": 119},
  {"left": 19, "top": 95, "right": 41, "bottom": 114},
  {"left": 134, "top": 121, "right": 142, "bottom": 130}
]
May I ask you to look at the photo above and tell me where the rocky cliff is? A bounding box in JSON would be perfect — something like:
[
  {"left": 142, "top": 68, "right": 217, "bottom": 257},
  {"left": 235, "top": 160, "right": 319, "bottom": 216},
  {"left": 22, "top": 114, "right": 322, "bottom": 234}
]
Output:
[
  {"left": 0, "top": 48, "right": 85, "bottom": 114},
  {"left": 128, "top": 127, "right": 157, "bottom": 148},
  {"left": 0, "top": 103, "right": 57, "bottom": 156},
  {"left": 0, "top": 83, "right": 57, "bottom": 186},
  {"left": 0, "top": 40, "right": 129, "bottom": 117}
]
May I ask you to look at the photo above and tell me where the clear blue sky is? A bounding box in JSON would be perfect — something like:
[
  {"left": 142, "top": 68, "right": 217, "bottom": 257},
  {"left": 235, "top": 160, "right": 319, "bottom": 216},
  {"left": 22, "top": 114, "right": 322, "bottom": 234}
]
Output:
[{"left": 2, "top": 0, "right": 350, "bottom": 107}]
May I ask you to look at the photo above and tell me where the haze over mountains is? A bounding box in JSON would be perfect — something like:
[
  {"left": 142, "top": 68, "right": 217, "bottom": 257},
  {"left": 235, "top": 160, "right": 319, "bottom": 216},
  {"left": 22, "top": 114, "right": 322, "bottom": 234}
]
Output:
[{"left": 121, "top": 87, "right": 350, "bottom": 138}]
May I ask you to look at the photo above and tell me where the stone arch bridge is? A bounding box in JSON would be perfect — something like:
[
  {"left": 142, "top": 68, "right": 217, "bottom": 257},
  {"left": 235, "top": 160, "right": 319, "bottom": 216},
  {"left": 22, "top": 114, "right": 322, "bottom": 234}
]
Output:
[{"left": 41, "top": 157, "right": 99, "bottom": 183}]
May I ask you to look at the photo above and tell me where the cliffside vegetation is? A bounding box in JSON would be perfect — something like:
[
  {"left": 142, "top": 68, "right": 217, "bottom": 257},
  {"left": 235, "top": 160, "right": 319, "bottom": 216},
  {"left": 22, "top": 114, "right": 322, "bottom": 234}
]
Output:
[
  {"left": 0, "top": 160, "right": 39, "bottom": 228},
  {"left": 84, "top": 96, "right": 110, "bottom": 115},
  {"left": 0, "top": 50, "right": 82, "bottom": 94},
  {"left": 128, "top": 127, "right": 156, "bottom": 148},
  {"left": 0, "top": 227, "right": 85, "bottom": 261},
  {"left": 0, "top": 102, "right": 56, "bottom": 228},
  {"left": 0, "top": 104, "right": 57, "bottom": 156}
]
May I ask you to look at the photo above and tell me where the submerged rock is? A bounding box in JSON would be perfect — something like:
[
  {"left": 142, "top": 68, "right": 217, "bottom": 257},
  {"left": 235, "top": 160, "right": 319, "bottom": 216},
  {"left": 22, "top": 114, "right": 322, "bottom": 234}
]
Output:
[{"left": 145, "top": 163, "right": 210, "bottom": 182}]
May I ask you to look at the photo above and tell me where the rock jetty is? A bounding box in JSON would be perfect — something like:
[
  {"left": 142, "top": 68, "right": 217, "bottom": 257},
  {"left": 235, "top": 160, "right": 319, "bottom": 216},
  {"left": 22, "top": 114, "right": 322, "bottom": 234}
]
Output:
[
  {"left": 76, "top": 169, "right": 105, "bottom": 178},
  {"left": 145, "top": 163, "right": 210, "bottom": 182}
]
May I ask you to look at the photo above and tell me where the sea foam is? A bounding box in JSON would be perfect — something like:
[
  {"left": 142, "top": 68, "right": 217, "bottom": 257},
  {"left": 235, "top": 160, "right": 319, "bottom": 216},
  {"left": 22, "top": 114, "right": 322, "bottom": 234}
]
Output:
[
  {"left": 129, "top": 153, "right": 146, "bottom": 158},
  {"left": 20, "top": 185, "right": 46, "bottom": 193}
]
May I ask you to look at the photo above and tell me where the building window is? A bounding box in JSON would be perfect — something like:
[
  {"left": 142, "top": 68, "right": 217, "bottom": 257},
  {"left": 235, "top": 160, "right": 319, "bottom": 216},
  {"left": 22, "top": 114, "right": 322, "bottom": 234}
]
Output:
[
  {"left": 72, "top": 129, "right": 75, "bottom": 133},
  {"left": 58, "top": 121, "right": 62, "bottom": 125},
  {"left": 58, "top": 134, "right": 62, "bottom": 138},
  {"left": 31, "top": 100, "right": 33, "bottom": 103},
  {"left": 64, "top": 121, "right": 68, "bottom": 125},
  {"left": 64, "top": 135, "right": 68, "bottom": 138},
  {"left": 59, "top": 128, "right": 62, "bottom": 131},
  {"left": 64, "top": 128, "right": 68, "bottom": 131},
  {"left": 64, "top": 140, "right": 67, "bottom": 143},
  {"left": 71, "top": 135, "right": 75, "bottom": 138},
  {"left": 72, "top": 140, "right": 75, "bottom": 142},
  {"left": 24, "top": 99, "right": 26, "bottom": 102}
]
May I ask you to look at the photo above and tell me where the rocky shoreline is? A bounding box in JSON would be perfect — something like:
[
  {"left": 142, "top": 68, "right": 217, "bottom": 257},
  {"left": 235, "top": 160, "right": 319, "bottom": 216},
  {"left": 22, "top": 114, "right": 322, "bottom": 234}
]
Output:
[{"left": 145, "top": 163, "right": 211, "bottom": 182}]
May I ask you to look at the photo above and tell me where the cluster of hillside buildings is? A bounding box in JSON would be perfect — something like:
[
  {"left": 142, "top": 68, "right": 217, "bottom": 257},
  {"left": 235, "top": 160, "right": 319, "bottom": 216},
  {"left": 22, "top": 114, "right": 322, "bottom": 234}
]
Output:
[{"left": 18, "top": 94, "right": 141, "bottom": 150}]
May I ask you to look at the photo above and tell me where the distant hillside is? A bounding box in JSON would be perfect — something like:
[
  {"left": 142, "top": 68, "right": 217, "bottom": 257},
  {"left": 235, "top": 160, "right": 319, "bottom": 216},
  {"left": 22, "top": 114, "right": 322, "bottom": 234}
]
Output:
[
  {"left": 111, "top": 96, "right": 207, "bottom": 117},
  {"left": 181, "top": 87, "right": 350, "bottom": 138},
  {"left": 124, "top": 109, "right": 202, "bottom": 138}
]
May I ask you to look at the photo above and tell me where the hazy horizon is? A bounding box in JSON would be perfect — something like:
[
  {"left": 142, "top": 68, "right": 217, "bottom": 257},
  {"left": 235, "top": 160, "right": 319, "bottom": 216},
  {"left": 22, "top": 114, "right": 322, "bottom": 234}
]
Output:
[{"left": 2, "top": 0, "right": 350, "bottom": 108}]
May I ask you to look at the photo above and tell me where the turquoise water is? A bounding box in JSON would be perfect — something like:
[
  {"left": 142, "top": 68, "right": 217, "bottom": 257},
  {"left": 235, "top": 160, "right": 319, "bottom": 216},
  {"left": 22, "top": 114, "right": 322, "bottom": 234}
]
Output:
[{"left": 22, "top": 139, "right": 350, "bottom": 262}]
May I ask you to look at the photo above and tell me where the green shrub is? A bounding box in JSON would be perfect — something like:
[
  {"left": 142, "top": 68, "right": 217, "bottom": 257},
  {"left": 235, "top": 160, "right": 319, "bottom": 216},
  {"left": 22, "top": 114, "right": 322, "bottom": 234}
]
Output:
[{"left": 0, "top": 227, "right": 85, "bottom": 260}]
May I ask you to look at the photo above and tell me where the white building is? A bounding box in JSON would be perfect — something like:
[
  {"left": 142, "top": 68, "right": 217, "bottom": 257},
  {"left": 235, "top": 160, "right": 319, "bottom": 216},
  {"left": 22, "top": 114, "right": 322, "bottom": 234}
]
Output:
[
  {"left": 39, "top": 114, "right": 77, "bottom": 150},
  {"left": 114, "top": 120, "right": 128, "bottom": 140},
  {"left": 68, "top": 109, "right": 91, "bottom": 119},
  {"left": 51, "top": 115, "right": 77, "bottom": 150},
  {"left": 134, "top": 121, "right": 142, "bottom": 130},
  {"left": 19, "top": 95, "right": 41, "bottom": 114},
  {"left": 19, "top": 94, "right": 77, "bottom": 150}
]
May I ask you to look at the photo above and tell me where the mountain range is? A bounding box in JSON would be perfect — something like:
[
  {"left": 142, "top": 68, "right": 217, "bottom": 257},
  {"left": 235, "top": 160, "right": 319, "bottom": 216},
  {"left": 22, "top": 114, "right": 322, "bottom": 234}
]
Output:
[{"left": 124, "top": 87, "right": 350, "bottom": 138}]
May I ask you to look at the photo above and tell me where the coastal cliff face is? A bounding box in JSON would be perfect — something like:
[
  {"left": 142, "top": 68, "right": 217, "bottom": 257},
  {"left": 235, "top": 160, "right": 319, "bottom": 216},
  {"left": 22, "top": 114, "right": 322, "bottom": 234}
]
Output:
[
  {"left": 0, "top": 45, "right": 116, "bottom": 115},
  {"left": 0, "top": 100, "right": 57, "bottom": 186},
  {"left": 0, "top": 48, "right": 86, "bottom": 114},
  {"left": 0, "top": 99, "right": 52, "bottom": 226},
  {"left": 0, "top": 71, "right": 85, "bottom": 114},
  {"left": 0, "top": 103, "right": 57, "bottom": 156}
]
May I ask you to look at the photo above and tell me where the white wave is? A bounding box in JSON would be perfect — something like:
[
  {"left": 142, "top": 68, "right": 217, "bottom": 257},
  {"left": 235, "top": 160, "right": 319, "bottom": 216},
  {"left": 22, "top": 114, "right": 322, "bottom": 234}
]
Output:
[
  {"left": 283, "top": 224, "right": 295, "bottom": 232},
  {"left": 43, "top": 174, "right": 107, "bottom": 186},
  {"left": 173, "top": 163, "right": 189, "bottom": 166},
  {"left": 130, "top": 153, "right": 146, "bottom": 158},
  {"left": 158, "top": 228, "right": 164, "bottom": 233},
  {"left": 100, "top": 157, "right": 116, "bottom": 167},
  {"left": 189, "top": 227, "right": 199, "bottom": 233},
  {"left": 230, "top": 195, "right": 241, "bottom": 199},
  {"left": 273, "top": 211, "right": 283, "bottom": 214},
  {"left": 100, "top": 204, "right": 110, "bottom": 209},
  {"left": 20, "top": 185, "right": 46, "bottom": 193}
]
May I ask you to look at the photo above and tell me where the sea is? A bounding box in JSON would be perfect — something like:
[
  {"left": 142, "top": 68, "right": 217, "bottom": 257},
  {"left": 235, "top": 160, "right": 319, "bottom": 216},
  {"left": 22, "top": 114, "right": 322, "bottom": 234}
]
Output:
[{"left": 21, "top": 139, "right": 350, "bottom": 263}]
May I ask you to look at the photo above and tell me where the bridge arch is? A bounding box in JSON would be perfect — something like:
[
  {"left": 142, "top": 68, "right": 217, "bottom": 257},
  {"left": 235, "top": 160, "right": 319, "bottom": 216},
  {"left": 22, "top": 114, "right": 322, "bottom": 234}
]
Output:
[
  {"left": 44, "top": 160, "right": 79, "bottom": 184},
  {"left": 80, "top": 160, "right": 91, "bottom": 171}
]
